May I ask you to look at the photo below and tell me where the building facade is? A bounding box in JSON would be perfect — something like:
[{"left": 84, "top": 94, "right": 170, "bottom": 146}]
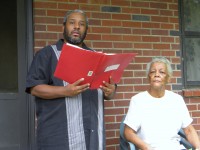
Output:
[{"left": 1, "top": 0, "right": 200, "bottom": 149}]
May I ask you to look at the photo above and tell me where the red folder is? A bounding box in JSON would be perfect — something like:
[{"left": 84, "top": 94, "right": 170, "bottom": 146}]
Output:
[{"left": 54, "top": 43, "right": 137, "bottom": 89}]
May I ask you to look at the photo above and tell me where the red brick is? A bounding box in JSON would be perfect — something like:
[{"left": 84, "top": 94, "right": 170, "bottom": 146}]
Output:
[
  {"left": 153, "top": 43, "right": 170, "bottom": 50},
  {"left": 58, "top": 3, "right": 79, "bottom": 10},
  {"left": 171, "top": 44, "right": 180, "bottom": 50},
  {"left": 169, "top": 17, "right": 179, "bottom": 23},
  {"left": 39, "top": 2, "right": 58, "bottom": 9},
  {"left": 106, "top": 137, "right": 120, "bottom": 145},
  {"left": 161, "top": 23, "right": 174, "bottom": 30},
  {"left": 161, "top": 37, "right": 174, "bottom": 43},
  {"left": 160, "top": 10, "right": 173, "bottom": 16},
  {"left": 112, "top": 0, "right": 131, "bottom": 7},
  {"left": 112, "top": 28, "right": 132, "bottom": 34},
  {"left": 81, "top": 7, "right": 100, "bottom": 12},
  {"left": 123, "top": 35, "right": 142, "bottom": 42},
  {"left": 34, "top": 9, "right": 46, "bottom": 16},
  {"left": 91, "top": 27, "right": 111, "bottom": 33},
  {"left": 132, "top": 29, "right": 151, "bottom": 35},
  {"left": 151, "top": 16, "right": 169, "bottom": 23},
  {"left": 86, "top": 33, "right": 101, "bottom": 40},
  {"left": 141, "top": 8, "right": 159, "bottom": 15},
  {"left": 187, "top": 104, "right": 198, "bottom": 111},
  {"left": 34, "top": 17, "right": 57, "bottom": 24},
  {"left": 47, "top": 25, "right": 62, "bottom": 32},
  {"left": 88, "top": 19, "right": 101, "bottom": 26},
  {"left": 106, "top": 130, "right": 116, "bottom": 138},
  {"left": 105, "top": 116, "right": 115, "bottom": 123},
  {"left": 142, "top": 36, "right": 160, "bottom": 42},
  {"left": 122, "top": 7, "right": 141, "bottom": 14},
  {"left": 34, "top": 32, "right": 57, "bottom": 40},
  {"left": 191, "top": 111, "right": 200, "bottom": 118},
  {"left": 34, "top": 40, "right": 46, "bottom": 48},
  {"left": 92, "top": 12, "right": 111, "bottom": 19},
  {"left": 142, "top": 22, "right": 160, "bottom": 29},
  {"left": 93, "top": 42, "right": 112, "bottom": 48},
  {"left": 117, "top": 85, "right": 134, "bottom": 92},
  {"left": 132, "top": 1, "right": 150, "bottom": 8},
  {"left": 169, "top": 3, "right": 178, "bottom": 10},
  {"left": 143, "top": 50, "right": 161, "bottom": 56},
  {"left": 112, "top": 14, "right": 131, "bottom": 20},
  {"left": 104, "top": 100, "right": 114, "bottom": 107},
  {"left": 35, "top": 25, "right": 47, "bottom": 31},
  {"left": 152, "top": 29, "right": 168, "bottom": 35},
  {"left": 125, "top": 21, "right": 142, "bottom": 28},
  {"left": 150, "top": 2, "right": 168, "bottom": 9},
  {"left": 114, "top": 100, "right": 130, "bottom": 107},
  {"left": 134, "top": 85, "right": 149, "bottom": 92},
  {"left": 47, "top": 10, "right": 64, "bottom": 17},
  {"left": 161, "top": 50, "right": 175, "bottom": 56},
  {"left": 102, "top": 20, "right": 121, "bottom": 27},
  {"left": 113, "top": 42, "right": 132, "bottom": 48}
]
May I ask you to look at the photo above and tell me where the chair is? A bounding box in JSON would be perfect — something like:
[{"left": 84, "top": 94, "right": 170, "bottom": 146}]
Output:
[
  {"left": 120, "top": 115, "right": 136, "bottom": 150},
  {"left": 178, "top": 129, "right": 195, "bottom": 150},
  {"left": 120, "top": 115, "right": 195, "bottom": 150}
]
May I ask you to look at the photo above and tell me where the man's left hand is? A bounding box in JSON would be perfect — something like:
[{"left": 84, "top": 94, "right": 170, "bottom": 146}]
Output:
[{"left": 100, "top": 76, "right": 117, "bottom": 100}]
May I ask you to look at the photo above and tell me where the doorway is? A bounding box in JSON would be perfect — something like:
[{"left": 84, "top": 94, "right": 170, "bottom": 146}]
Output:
[{"left": 0, "top": 0, "right": 35, "bottom": 149}]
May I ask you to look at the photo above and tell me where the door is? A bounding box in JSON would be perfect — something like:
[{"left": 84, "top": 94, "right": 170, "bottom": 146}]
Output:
[{"left": 0, "top": 0, "right": 34, "bottom": 150}]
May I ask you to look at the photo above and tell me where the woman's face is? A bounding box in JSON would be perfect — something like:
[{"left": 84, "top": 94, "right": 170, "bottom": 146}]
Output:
[{"left": 148, "top": 62, "right": 170, "bottom": 90}]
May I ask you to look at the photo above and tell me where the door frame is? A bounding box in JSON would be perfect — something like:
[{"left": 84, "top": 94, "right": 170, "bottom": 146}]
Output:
[{"left": 17, "top": 0, "right": 35, "bottom": 149}]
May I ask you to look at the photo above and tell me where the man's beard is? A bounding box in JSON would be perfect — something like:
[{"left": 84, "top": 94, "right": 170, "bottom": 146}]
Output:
[{"left": 63, "top": 27, "right": 87, "bottom": 45}]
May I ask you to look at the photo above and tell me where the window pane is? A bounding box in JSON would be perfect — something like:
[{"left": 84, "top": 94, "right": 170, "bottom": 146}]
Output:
[
  {"left": 185, "top": 38, "right": 200, "bottom": 81},
  {"left": 184, "top": 0, "right": 200, "bottom": 31},
  {"left": 0, "top": 1, "right": 18, "bottom": 93}
]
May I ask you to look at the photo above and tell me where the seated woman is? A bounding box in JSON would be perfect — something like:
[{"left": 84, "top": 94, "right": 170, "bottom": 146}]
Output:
[{"left": 124, "top": 57, "right": 200, "bottom": 150}]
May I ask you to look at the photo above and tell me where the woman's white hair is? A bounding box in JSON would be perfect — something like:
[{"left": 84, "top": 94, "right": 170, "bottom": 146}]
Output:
[{"left": 146, "top": 56, "right": 173, "bottom": 78}]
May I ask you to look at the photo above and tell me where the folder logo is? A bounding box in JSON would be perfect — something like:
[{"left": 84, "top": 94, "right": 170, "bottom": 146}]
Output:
[
  {"left": 105, "top": 64, "right": 120, "bottom": 72},
  {"left": 87, "top": 71, "right": 93, "bottom": 76}
]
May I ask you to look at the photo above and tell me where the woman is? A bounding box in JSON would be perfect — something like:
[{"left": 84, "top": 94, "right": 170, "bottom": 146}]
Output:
[{"left": 124, "top": 57, "right": 200, "bottom": 150}]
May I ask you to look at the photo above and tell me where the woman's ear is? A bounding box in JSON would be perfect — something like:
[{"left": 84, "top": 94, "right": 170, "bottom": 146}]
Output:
[
  {"left": 62, "top": 26, "right": 65, "bottom": 32},
  {"left": 166, "top": 76, "right": 171, "bottom": 83},
  {"left": 147, "top": 74, "right": 151, "bottom": 83}
]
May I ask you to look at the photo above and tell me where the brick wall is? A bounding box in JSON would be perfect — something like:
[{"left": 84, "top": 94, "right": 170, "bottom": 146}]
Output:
[{"left": 33, "top": 0, "right": 200, "bottom": 149}]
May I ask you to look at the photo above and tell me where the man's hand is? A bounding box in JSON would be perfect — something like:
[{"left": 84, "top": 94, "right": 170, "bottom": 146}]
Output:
[
  {"left": 30, "top": 78, "right": 89, "bottom": 99},
  {"left": 100, "top": 76, "right": 117, "bottom": 100},
  {"left": 65, "top": 78, "right": 90, "bottom": 97}
]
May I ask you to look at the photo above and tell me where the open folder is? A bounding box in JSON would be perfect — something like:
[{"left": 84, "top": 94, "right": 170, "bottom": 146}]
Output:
[{"left": 54, "top": 43, "right": 137, "bottom": 89}]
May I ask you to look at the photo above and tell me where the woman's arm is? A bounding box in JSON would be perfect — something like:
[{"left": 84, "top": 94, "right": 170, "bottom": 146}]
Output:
[
  {"left": 124, "top": 124, "right": 152, "bottom": 150},
  {"left": 183, "top": 124, "right": 200, "bottom": 149}
]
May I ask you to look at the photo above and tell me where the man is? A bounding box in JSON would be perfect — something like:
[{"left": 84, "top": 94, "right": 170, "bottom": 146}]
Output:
[
  {"left": 124, "top": 57, "right": 200, "bottom": 150},
  {"left": 26, "top": 9, "right": 117, "bottom": 150}
]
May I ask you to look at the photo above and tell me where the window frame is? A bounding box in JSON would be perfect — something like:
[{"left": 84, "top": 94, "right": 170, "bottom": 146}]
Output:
[{"left": 179, "top": 0, "right": 200, "bottom": 88}]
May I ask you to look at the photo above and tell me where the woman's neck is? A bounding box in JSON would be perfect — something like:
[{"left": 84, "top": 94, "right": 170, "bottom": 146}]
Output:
[{"left": 148, "top": 87, "right": 165, "bottom": 98}]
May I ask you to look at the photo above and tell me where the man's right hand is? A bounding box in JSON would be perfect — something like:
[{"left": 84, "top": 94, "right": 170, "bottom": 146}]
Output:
[
  {"left": 64, "top": 78, "right": 90, "bottom": 97},
  {"left": 30, "top": 78, "right": 90, "bottom": 99}
]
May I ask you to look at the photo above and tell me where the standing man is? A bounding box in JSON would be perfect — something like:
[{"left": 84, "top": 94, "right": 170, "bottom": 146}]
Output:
[{"left": 26, "top": 9, "right": 117, "bottom": 150}]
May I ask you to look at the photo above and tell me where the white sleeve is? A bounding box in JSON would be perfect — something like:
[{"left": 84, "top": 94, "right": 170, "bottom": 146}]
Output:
[
  {"left": 124, "top": 96, "right": 141, "bottom": 132},
  {"left": 179, "top": 96, "right": 193, "bottom": 128}
]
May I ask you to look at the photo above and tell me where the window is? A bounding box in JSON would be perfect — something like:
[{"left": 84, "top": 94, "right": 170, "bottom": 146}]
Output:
[
  {"left": 180, "top": 0, "right": 200, "bottom": 87},
  {"left": 0, "top": 1, "right": 18, "bottom": 93}
]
